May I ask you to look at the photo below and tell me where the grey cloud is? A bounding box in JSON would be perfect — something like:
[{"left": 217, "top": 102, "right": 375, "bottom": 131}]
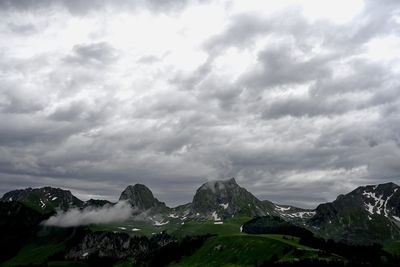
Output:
[
  {"left": 205, "top": 13, "right": 271, "bottom": 53},
  {"left": 0, "top": 0, "right": 197, "bottom": 15},
  {"left": 0, "top": 54, "right": 53, "bottom": 114},
  {"left": 242, "top": 44, "right": 332, "bottom": 90},
  {"left": 137, "top": 55, "right": 161, "bottom": 64},
  {"left": 260, "top": 96, "right": 350, "bottom": 119},
  {"left": 7, "top": 22, "right": 36, "bottom": 34},
  {"left": 0, "top": 0, "right": 52, "bottom": 11},
  {"left": 310, "top": 60, "right": 391, "bottom": 97},
  {"left": 66, "top": 42, "right": 119, "bottom": 66},
  {"left": 48, "top": 97, "right": 115, "bottom": 123},
  {"left": 0, "top": 81, "right": 45, "bottom": 114},
  {"left": 48, "top": 101, "right": 89, "bottom": 122},
  {"left": 0, "top": 114, "right": 83, "bottom": 146}
]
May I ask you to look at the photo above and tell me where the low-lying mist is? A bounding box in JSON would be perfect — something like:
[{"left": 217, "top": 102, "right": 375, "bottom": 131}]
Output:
[{"left": 43, "top": 201, "right": 133, "bottom": 227}]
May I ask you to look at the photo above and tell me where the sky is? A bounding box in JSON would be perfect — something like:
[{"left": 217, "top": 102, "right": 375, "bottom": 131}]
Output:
[{"left": 0, "top": 0, "right": 400, "bottom": 208}]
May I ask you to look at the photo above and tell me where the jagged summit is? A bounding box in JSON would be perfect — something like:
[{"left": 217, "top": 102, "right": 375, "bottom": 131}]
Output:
[
  {"left": 190, "top": 178, "right": 273, "bottom": 219},
  {"left": 119, "top": 184, "right": 168, "bottom": 212}
]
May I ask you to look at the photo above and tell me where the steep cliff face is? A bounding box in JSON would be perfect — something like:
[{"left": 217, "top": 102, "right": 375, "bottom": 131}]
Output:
[
  {"left": 66, "top": 232, "right": 144, "bottom": 259},
  {"left": 119, "top": 184, "right": 169, "bottom": 214}
]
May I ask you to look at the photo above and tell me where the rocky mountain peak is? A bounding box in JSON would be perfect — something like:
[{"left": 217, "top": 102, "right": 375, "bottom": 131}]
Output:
[
  {"left": 191, "top": 178, "right": 271, "bottom": 219},
  {"left": 119, "top": 184, "right": 167, "bottom": 212}
]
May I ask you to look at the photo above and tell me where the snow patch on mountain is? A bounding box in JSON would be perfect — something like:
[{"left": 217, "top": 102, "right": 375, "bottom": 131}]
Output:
[
  {"left": 219, "top": 203, "right": 229, "bottom": 209},
  {"left": 363, "top": 191, "right": 384, "bottom": 214},
  {"left": 154, "top": 220, "right": 169, "bottom": 226},
  {"left": 365, "top": 203, "right": 374, "bottom": 215},
  {"left": 291, "top": 211, "right": 316, "bottom": 218},
  {"left": 363, "top": 188, "right": 398, "bottom": 217},
  {"left": 275, "top": 205, "right": 291, "bottom": 212},
  {"left": 211, "top": 211, "right": 221, "bottom": 221}
]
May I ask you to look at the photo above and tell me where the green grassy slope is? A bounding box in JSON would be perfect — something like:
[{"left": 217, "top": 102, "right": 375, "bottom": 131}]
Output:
[
  {"left": 0, "top": 228, "right": 78, "bottom": 267},
  {"left": 88, "top": 217, "right": 250, "bottom": 239},
  {"left": 1, "top": 241, "right": 66, "bottom": 267},
  {"left": 384, "top": 240, "right": 400, "bottom": 255},
  {"left": 258, "top": 234, "right": 314, "bottom": 250},
  {"left": 168, "top": 234, "right": 325, "bottom": 267},
  {"left": 172, "top": 217, "right": 250, "bottom": 238}
]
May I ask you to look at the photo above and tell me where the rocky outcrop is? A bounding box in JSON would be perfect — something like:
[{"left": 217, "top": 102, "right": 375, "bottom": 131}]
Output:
[{"left": 65, "top": 231, "right": 175, "bottom": 260}]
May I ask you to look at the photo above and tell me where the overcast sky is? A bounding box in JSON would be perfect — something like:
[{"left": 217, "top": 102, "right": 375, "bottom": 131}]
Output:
[{"left": 0, "top": 0, "right": 399, "bottom": 208}]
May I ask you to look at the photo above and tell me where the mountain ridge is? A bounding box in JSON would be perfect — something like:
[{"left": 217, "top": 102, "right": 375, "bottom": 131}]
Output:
[
  {"left": 308, "top": 181, "right": 400, "bottom": 244},
  {"left": 0, "top": 186, "right": 84, "bottom": 213}
]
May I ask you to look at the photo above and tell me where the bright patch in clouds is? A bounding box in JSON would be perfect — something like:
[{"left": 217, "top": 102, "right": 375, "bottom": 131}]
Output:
[
  {"left": 366, "top": 35, "right": 400, "bottom": 61},
  {"left": 301, "top": 0, "right": 364, "bottom": 23}
]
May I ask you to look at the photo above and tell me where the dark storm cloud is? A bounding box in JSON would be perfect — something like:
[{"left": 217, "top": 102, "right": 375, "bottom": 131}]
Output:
[{"left": 0, "top": 0, "right": 399, "bottom": 208}]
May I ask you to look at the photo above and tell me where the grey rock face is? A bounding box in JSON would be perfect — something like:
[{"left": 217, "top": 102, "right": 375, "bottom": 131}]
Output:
[
  {"left": 65, "top": 231, "right": 175, "bottom": 260},
  {"left": 119, "top": 184, "right": 168, "bottom": 213},
  {"left": 66, "top": 232, "right": 147, "bottom": 260},
  {"left": 190, "top": 178, "right": 274, "bottom": 219}
]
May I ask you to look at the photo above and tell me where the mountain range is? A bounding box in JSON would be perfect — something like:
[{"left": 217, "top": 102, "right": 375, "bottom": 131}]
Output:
[{"left": 2, "top": 178, "right": 400, "bottom": 245}]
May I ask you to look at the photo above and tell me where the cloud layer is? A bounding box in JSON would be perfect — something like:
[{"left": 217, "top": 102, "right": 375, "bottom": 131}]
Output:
[
  {"left": 0, "top": 0, "right": 399, "bottom": 208},
  {"left": 43, "top": 201, "right": 132, "bottom": 227}
]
